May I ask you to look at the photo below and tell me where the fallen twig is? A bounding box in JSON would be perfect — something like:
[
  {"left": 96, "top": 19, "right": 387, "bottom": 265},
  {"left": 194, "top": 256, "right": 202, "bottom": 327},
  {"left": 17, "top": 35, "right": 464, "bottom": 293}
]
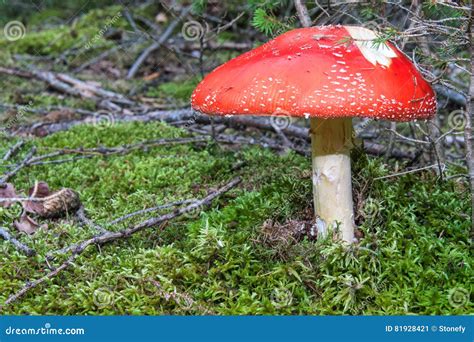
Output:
[
  {"left": 0, "top": 67, "right": 136, "bottom": 112},
  {"left": 14, "top": 107, "right": 415, "bottom": 160},
  {"left": 373, "top": 164, "right": 444, "bottom": 180},
  {"left": 107, "top": 199, "right": 196, "bottom": 225},
  {"left": 20, "top": 109, "right": 309, "bottom": 139},
  {"left": 0, "top": 227, "right": 35, "bottom": 256},
  {"left": 76, "top": 206, "right": 108, "bottom": 234},
  {"left": 0, "top": 147, "right": 36, "bottom": 186},
  {"left": 26, "top": 155, "right": 94, "bottom": 166},
  {"left": 2, "top": 140, "right": 25, "bottom": 162}
]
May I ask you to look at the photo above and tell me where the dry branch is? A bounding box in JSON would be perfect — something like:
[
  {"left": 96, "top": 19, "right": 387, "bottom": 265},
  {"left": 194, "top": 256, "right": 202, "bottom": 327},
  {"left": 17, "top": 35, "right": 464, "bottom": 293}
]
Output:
[
  {"left": 0, "top": 67, "right": 136, "bottom": 112},
  {"left": 2, "top": 140, "right": 25, "bottom": 162},
  {"left": 294, "top": 0, "right": 312, "bottom": 27},
  {"left": 76, "top": 206, "right": 108, "bottom": 234},
  {"left": 0, "top": 147, "right": 36, "bottom": 186},
  {"left": 0, "top": 227, "right": 35, "bottom": 256},
  {"left": 107, "top": 199, "right": 196, "bottom": 225},
  {"left": 20, "top": 109, "right": 309, "bottom": 138}
]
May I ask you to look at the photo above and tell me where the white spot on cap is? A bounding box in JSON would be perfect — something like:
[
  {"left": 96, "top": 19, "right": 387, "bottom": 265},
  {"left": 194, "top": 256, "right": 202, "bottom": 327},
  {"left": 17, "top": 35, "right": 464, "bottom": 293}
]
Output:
[{"left": 344, "top": 26, "right": 397, "bottom": 67}]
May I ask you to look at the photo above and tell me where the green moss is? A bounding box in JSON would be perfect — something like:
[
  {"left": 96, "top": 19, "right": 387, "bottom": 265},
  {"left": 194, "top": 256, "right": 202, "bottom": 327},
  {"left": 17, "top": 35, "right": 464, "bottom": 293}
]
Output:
[
  {"left": 26, "top": 9, "right": 71, "bottom": 28},
  {"left": 0, "top": 5, "right": 129, "bottom": 57},
  {"left": 0, "top": 121, "right": 471, "bottom": 315},
  {"left": 26, "top": 94, "right": 96, "bottom": 110},
  {"left": 147, "top": 77, "right": 201, "bottom": 102},
  {"left": 0, "top": 25, "right": 75, "bottom": 56}
]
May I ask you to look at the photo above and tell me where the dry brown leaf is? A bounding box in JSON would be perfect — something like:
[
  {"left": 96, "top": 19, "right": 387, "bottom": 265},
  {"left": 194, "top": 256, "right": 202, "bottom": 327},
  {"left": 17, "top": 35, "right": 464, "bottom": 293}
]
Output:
[
  {"left": 14, "top": 213, "right": 47, "bottom": 235},
  {"left": 24, "top": 181, "right": 50, "bottom": 215},
  {"left": 29, "top": 181, "right": 51, "bottom": 197},
  {"left": 0, "top": 183, "right": 18, "bottom": 208}
]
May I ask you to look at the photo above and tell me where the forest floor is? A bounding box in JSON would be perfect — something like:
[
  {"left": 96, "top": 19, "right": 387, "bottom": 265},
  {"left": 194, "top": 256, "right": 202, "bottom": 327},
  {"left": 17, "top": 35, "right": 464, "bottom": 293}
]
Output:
[
  {"left": 0, "top": 119, "right": 471, "bottom": 315},
  {"left": 0, "top": 4, "right": 472, "bottom": 315}
]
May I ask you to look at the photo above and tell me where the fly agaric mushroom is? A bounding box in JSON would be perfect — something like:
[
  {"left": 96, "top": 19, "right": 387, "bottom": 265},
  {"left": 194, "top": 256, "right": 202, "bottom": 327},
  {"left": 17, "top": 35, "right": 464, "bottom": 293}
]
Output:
[{"left": 191, "top": 25, "right": 436, "bottom": 243}]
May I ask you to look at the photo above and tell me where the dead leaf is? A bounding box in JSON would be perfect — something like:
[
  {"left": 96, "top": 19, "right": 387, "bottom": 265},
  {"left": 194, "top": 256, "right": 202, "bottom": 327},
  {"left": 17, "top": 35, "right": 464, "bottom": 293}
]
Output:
[
  {"left": 0, "top": 183, "right": 18, "bottom": 208},
  {"left": 354, "top": 228, "right": 365, "bottom": 240},
  {"left": 29, "top": 181, "right": 51, "bottom": 197},
  {"left": 137, "top": 97, "right": 159, "bottom": 104},
  {"left": 14, "top": 213, "right": 46, "bottom": 235},
  {"left": 24, "top": 181, "right": 50, "bottom": 215}
]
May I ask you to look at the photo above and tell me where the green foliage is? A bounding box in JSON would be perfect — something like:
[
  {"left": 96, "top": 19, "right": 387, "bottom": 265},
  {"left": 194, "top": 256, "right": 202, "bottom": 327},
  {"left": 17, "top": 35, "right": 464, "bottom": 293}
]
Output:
[
  {"left": 251, "top": 7, "right": 297, "bottom": 37},
  {"left": 246, "top": 0, "right": 288, "bottom": 11},
  {"left": 147, "top": 77, "right": 201, "bottom": 102},
  {"left": 0, "top": 0, "right": 119, "bottom": 26},
  {"left": 252, "top": 8, "right": 284, "bottom": 36},
  {"left": 249, "top": 0, "right": 296, "bottom": 37},
  {"left": 0, "top": 121, "right": 471, "bottom": 315},
  {"left": 191, "top": 0, "right": 208, "bottom": 15},
  {"left": 0, "top": 5, "right": 129, "bottom": 57}
]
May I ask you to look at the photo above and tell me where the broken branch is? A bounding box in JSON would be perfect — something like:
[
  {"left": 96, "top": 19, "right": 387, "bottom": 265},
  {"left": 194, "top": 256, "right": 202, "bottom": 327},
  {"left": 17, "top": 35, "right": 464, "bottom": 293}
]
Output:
[{"left": 0, "top": 227, "right": 35, "bottom": 256}]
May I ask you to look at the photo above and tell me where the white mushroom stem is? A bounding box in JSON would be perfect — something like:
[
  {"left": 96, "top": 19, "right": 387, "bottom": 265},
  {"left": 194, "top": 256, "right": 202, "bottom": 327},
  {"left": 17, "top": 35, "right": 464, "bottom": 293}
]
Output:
[{"left": 310, "top": 117, "right": 355, "bottom": 243}]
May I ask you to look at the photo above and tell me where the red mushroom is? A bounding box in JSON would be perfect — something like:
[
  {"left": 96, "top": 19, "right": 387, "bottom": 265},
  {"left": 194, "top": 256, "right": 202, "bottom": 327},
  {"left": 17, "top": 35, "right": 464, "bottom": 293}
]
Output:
[{"left": 191, "top": 25, "right": 436, "bottom": 242}]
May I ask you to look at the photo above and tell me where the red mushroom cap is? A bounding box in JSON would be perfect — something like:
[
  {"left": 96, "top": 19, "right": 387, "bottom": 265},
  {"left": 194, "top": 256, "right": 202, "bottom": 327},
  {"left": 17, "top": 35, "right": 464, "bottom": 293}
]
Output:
[{"left": 191, "top": 25, "right": 436, "bottom": 121}]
